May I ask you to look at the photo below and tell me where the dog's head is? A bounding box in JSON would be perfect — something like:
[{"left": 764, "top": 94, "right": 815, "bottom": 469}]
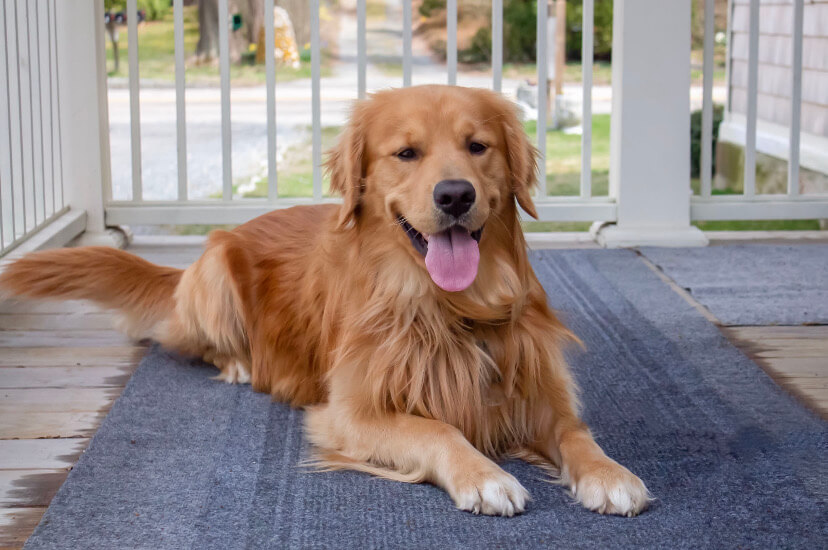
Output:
[{"left": 325, "top": 85, "right": 538, "bottom": 293}]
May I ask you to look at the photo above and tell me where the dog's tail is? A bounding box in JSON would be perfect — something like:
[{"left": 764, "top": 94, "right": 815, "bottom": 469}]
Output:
[{"left": 0, "top": 247, "right": 182, "bottom": 336}]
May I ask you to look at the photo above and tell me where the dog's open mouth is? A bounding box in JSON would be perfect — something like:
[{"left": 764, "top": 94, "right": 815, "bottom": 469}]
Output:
[{"left": 398, "top": 216, "right": 482, "bottom": 292}]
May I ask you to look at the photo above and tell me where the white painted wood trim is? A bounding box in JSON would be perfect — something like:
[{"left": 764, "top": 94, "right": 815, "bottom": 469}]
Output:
[
  {"left": 54, "top": 0, "right": 113, "bottom": 239},
  {"left": 446, "top": 0, "right": 457, "bottom": 85},
  {"left": 692, "top": 197, "right": 828, "bottom": 221},
  {"left": 0, "top": 208, "right": 85, "bottom": 262},
  {"left": 580, "top": 0, "right": 594, "bottom": 199},
  {"left": 265, "top": 0, "right": 277, "bottom": 200},
  {"left": 607, "top": 0, "right": 703, "bottom": 248},
  {"left": 311, "top": 0, "right": 322, "bottom": 202},
  {"left": 174, "top": 0, "right": 188, "bottom": 202},
  {"left": 105, "top": 198, "right": 617, "bottom": 226},
  {"left": 126, "top": 0, "right": 142, "bottom": 202},
  {"left": 787, "top": 0, "right": 804, "bottom": 197},
  {"left": 218, "top": 0, "right": 232, "bottom": 201},
  {"left": 357, "top": 0, "right": 366, "bottom": 99},
  {"left": 700, "top": 0, "right": 715, "bottom": 198},
  {"left": 402, "top": 0, "right": 412, "bottom": 87},
  {"left": 492, "top": 0, "right": 502, "bottom": 92},
  {"left": 536, "top": 0, "right": 548, "bottom": 197},
  {"left": 743, "top": 0, "right": 760, "bottom": 198}
]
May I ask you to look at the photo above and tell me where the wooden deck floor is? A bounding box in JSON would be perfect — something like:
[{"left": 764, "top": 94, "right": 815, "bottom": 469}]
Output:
[{"left": 0, "top": 239, "right": 826, "bottom": 548}]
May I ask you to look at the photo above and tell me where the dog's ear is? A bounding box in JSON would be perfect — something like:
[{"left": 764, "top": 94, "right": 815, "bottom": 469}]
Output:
[
  {"left": 499, "top": 101, "right": 539, "bottom": 219},
  {"left": 324, "top": 104, "right": 366, "bottom": 229}
]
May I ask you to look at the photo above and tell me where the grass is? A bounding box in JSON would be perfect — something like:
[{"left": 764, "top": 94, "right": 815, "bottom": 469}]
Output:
[
  {"left": 503, "top": 61, "right": 614, "bottom": 85},
  {"left": 105, "top": 6, "right": 331, "bottom": 86},
  {"left": 376, "top": 61, "right": 615, "bottom": 85},
  {"left": 239, "top": 126, "right": 341, "bottom": 199},
  {"left": 692, "top": 219, "right": 821, "bottom": 231},
  {"left": 524, "top": 115, "right": 611, "bottom": 197}
]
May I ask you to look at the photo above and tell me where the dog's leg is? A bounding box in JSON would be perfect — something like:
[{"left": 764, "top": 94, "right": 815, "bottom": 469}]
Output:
[
  {"left": 536, "top": 405, "right": 650, "bottom": 517},
  {"left": 306, "top": 404, "right": 529, "bottom": 516}
]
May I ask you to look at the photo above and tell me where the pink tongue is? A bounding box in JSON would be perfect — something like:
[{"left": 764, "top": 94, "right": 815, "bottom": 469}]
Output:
[{"left": 424, "top": 226, "right": 480, "bottom": 292}]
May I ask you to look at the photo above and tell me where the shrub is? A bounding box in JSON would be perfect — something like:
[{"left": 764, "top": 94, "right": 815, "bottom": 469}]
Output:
[
  {"left": 690, "top": 104, "right": 725, "bottom": 179},
  {"left": 461, "top": 27, "right": 493, "bottom": 63},
  {"left": 458, "top": 0, "right": 536, "bottom": 64},
  {"left": 504, "top": 0, "right": 537, "bottom": 62},
  {"left": 422, "top": 0, "right": 613, "bottom": 63},
  {"left": 565, "top": 0, "right": 613, "bottom": 60},
  {"left": 419, "top": 0, "right": 445, "bottom": 17},
  {"left": 139, "top": 0, "right": 172, "bottom": 21},
  {"left": 104, "top": 0, "right": 171, "bottom": 21}
]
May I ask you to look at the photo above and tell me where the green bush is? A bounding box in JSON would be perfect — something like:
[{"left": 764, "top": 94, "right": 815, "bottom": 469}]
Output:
[
  {"left": 139, "top": 0, "right": 172, "bottom": 21},
  {"left": 690, "top": 104, "right": 725, "bottom": 179},
  {"left": 503, "top": 0, "right": 537, "bottom": 62},
  {"left": 565, "top": 0, "right": 613, "bottom": 60},
  {"left": 461, "top": 27, "right": 493, "bottom": 63},
  {"left": 424, "top": 0, "right": 613, "bottom": 63},
  {"left": 104, "top": 0, "right": 171, "bottom": 21},
  {"left": 419, "top": 0, "right": 445, "bottom": 17}
]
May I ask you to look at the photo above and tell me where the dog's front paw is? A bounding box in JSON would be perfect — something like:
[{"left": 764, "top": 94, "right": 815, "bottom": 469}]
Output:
[
  {"left": 210, "top": 358, "right": 251, "bottom": 384},
  {"left": 450, "top": 467, "right": 529, "bottom": 517},
  {"left": 569, "top": 459, "right": 650, "bottom": 517}
]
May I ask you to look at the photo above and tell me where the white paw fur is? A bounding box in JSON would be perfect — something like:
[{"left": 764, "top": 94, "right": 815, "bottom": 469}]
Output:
[
  {"left": 211, "top": 359, "right": 251, "bottom": 384},
  {"left": 569, "top": 462, "right": 650, "bottom": 517},
  {"left": 452, "top": 472, "right": 530, "bottom": 517}
]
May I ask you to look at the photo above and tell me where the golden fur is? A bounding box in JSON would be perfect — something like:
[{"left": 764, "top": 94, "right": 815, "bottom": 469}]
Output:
[{"left": 0, "top": 85, "right": 649, "bottom": 517}]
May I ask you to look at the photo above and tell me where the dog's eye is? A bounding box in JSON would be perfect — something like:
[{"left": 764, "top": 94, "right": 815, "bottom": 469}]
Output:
[
  {"left": 469, "top": 142, "right": 487, "bottom": 155},
  {"left": 396, "top": 148, "right": 418, "bottom": 161}
]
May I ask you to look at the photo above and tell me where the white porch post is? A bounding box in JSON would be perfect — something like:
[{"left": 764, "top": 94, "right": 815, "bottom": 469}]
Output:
[
  {"left": 592, "top": 0, "right": 707, "bottom": 247},
  {"left": 55, "top": 1, "right": 127, "bottom": 247}
]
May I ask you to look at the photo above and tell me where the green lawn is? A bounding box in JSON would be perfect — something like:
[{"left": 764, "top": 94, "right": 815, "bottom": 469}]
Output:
[
  {"left": 377, "top": 61, "right": 615, "bottom": 85},
  {"left": 524, "top": 116, "right": 610, "bottom": 197},
  {"left": 503, "top": 61, "right": 614, "bottom": 85},
  {"left": 105, "top": 6, "right": 330, "bottom": 85},
  {"left": 238, "top": 126, "right": 340, "bottom": 199}
]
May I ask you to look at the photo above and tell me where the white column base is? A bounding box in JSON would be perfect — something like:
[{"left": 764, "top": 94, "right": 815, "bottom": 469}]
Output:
[
  {"left": 590, "top": 222, "right": 709, "bottom": 248},
  {"left": 69, "top": 226, "right": 132, "bottom": 249}
]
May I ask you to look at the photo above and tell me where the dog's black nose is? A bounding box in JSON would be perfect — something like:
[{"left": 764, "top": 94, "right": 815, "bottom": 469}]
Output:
[{"left": 433, "top": 180, "right": 476, "bottom": 218}]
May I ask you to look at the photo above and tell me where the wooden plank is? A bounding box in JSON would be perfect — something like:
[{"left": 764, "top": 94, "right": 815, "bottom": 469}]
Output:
[
  {"left": 0, "top": 313, "right": 114, "bottom": 331},
  {"left": 0, "top": 346, "right": 145, "bottom": 368},
  {"left": 0, "top": 300, "right": 105, "bottom": 315},
  {"left": 0, "top": 365, "right": 135, "bottom": 389},
  {"left": 0, "top": 411, "right": 107, "bottom": 440},
  {"left": 0, "top": 331, "right": 131, "bottom": 347},
  {"left": 758, "top": 357, "right": 828, "bottom": 377},
  {"left": 0, "top": 470, "right": 67, "bottom": 507},
  {"left": 722, "top": 325, "right": 828, "bottom": 419},
  {"left": 723, "top": 326, "right": 828, "bottom": 340},
  {"left": 0, "top": 439, "right": 88, "bottom": 470},
  {"left": 0, "top": 507, "right": 46, "bottom": 549},
  {"left": 0, "top": 388, "right": 122, "bottom": 415}
]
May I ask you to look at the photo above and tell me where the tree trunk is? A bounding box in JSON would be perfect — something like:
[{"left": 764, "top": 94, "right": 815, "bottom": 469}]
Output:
[
  {"left": 106, "top": 20, "right": 120, "bottom": 73},
  {"left": 196, "top": 0, "right": 220, "bottom": 60},
  {"left": 244, "top": 0, "right": 264, "bottom": 46}
]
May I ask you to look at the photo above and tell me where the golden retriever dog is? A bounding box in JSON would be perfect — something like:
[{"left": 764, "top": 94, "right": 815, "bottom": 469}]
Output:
[{"left": 0, "top": 85, "right": 649, "bottom": 517}]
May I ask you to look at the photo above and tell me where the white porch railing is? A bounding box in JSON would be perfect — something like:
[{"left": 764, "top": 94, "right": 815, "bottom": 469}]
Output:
[
  {"left": 690, "top": 0, "right": 828, "bottom": 222},
  {"left": 2, "top": 0, "right": 827, "bottom": 257},
  {"left": 0, "top": 0, "right": 68, "bottom": 256},
  {"left": 103, "top": 0, "right": 616, "bottom": 228}
]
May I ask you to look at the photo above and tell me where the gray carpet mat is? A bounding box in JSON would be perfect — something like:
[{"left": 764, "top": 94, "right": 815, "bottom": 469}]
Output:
[
  {"left": 25, "top": 250, "right": 827, "bottom": 549},
  {"left": 642, "top": 243, "right": 828, "bottom": 326}
]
